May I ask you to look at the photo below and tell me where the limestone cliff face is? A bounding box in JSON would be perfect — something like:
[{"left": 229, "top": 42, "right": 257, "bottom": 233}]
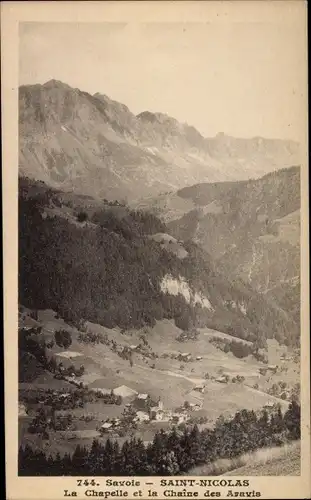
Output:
[{"left": 160, "top": 274, "right": 214, "bottom": 311}]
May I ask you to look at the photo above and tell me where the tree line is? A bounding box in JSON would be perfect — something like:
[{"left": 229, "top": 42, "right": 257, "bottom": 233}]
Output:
[
  {"left": 18, "top": 326, "right": 83, "bottom": 383},
  {"left": 19, "top": 400, "right": 300, "bottom": 476},
  {"left": 210, "top": 336, "right": 268, "bottom": 362}
]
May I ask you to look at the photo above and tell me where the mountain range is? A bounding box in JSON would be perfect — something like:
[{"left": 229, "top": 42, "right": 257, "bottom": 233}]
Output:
[{"left": 19, "top": 80, "right": 301, "bottom": 202}]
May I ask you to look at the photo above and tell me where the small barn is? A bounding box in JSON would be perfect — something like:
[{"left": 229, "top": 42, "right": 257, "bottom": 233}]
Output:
[
  {"left": 91, "top": 387, "right": 112, "bottom": 396},
  {"left": 100, "top": 422, "right": 113, "bottom": 433},
  {"left": 193, "top": 403, "right": 203, "bottom": 411},
  {"left": 18, "top": 402, "right": 28, "bottom": 417},
  {"left": 193, "top": 384, "right": 205, "bottom": 394},
  {"left": 135, "top": 411, "right": 150, "bottom": 423},
  {"left": 263, "top": 401, "right": 275, "bottom": 410},
  {"left": 171, "top": 413, "right": 189, "bottom": 425},
  {"left": 129, "top": 345, "right": 138, "bottom": 351},
  {"left": 178, "top": 353, "right": 192, "bottom": 362},
  {"left": 111, "top": 418, "right": 121, "bottom": 428},
  {"left": 150, "top": 407, "right": 163, "bottom": 421},
  {"left": 267, "top": 365, "right": 278, "bottom": 373}
]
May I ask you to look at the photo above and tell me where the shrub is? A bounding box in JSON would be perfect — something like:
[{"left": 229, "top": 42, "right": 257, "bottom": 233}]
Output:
[
  {"left": 54, "top": 329, "right": 72, "bottom": 349},
  {"left": 77, "top": 211, "right": 88, "bottom": 223},
  {"left": 30, "top": 310, "right": 39, "bottom": 320}
]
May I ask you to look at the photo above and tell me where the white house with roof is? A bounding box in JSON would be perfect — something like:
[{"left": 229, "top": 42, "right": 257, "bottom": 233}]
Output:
[
  {"left": 149, "top": 397, "right": 174, "bottom": 421},
  {"left": 151, "top": 408, "right": 173, "bottom": 422},
  {"left": 100, "top": 422, "right": 113, "bottom": 433},
  {"left": 162, "top": 410, "right": 173, "bottom": 422},
  {"left": 59, "top": 393, "right": 71, "bottom": 399},
  {"left": 178, "top": 352, "right": 192, "bottom": 362},
  {"left": 263, "top": 401, "right": 275, "bottom": 410},
  {"left": 268, "top": 365, "right": 278, "bottom": 372},
  {"left": 193, "top": 402, "right": 203, "bottom": 411},
  {"left": 171, "top": 412, "right": 189, "bottom": 425},
  {"left": 129, "top": 344, "right": 138, "bottom": 351},
  {"left": 193, "top": 384, "right": 205, "bottom": 393},
  {"left": 150, "top": 405, "right": 160, "bottom": 420},
  {"left": 18, "top": 402, "right": 27, "bottom": 417},
  {"left": 91, "top": 387, "right": 112, "bottom": 396},
  {"left": 111, "top": 418, "right": 121, "bottom": 427},
  {"left": 134, "top": 411, "right": 150, "bottom": 423},
  {"left": 20, "top": 325, "right": 34, "bottom": 332},
  {"left": 280, "top": 353, "right": 292, "bottom": 361},
  {"left": 149, "top": 397, "right": 164, "bottom": 419},
  {"left": 137, "top": 393, "right": 149, "bottom": 400}
]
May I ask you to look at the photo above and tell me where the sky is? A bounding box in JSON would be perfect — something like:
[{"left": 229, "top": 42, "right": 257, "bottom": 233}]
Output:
[{"left": 19, "top": 19, "right": 307, "bottom": 142}]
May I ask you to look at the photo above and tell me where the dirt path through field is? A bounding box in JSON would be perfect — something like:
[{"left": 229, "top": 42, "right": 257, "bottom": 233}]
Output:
[
  {"left": 245, "top": 385, "right": 290, "bottom": 406},
  {"left": 136, "top": 363, "right": 205, "bottom": 385}
]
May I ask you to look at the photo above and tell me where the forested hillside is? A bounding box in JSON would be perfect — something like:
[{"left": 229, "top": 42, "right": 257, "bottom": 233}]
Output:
[
  {"left": 19, "top": 178, "right": 298, "bottom": 346},
  {"left": 164, "top": 166, "right": 301, "bottom": 332}
]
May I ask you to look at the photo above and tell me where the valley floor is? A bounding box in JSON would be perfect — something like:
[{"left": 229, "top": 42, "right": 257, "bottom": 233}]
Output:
[{"left": 19, "top": 308, "right": 300, "bottom": 461}]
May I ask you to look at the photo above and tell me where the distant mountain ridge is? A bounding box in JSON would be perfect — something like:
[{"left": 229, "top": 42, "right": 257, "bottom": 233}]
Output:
[
  {"left": 139, "top": 166, "right": 300, "bottom": 332},
  {"left": 19, "top": 80, "right": 301, "bottom": 201}
]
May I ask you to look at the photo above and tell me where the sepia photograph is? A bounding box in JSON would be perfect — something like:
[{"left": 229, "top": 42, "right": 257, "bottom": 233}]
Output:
[{"left": 2, "top": 1, "right": 310, "bottom": 498}]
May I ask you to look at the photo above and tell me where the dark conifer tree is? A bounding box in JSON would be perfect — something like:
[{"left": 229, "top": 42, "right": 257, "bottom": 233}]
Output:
[
  {"left": 284, "top": 400, "right": 301, "bottom": 439},
  {"left": 88, "top": 439, "right": 104, "bottom": 475},
  {"left": 71, "top": 444, "right": 89, "bottom": 475}
]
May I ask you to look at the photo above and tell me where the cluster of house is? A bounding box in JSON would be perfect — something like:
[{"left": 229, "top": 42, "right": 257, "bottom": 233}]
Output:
[
  {"left": 57, "top": 374, "right": 83, "bottom": 387},
  {"left": 100, "top": 418, "right": 122, "bottom": 433},
  {"left": 99, "top": 392, "right": 200, "bottom": 433},
  {"left": 259, "top": 365, "right": 278, "bottom": 376},
  {"left": 19, "top": 391, "right": 76, "bottom": 417},
  {"left": 263, "top": 401, "right": 277, "bottom": 410},
  {"left": 280, "top": 353, "right": 293, "bottom": 362},
  {"left": 176, "top": 352, "right": 203, "bottom": 363},
  {"left": 54, "top": 391, "right": 71, "bottom": 401},
  {"left": 215, "top": 374, "right": 229, "bottom": 384},
  {"left": 135, "top": 394, "right": 190, "bottom": 424},
  {"left": 129, "top": 344, "right": 139, "bottom": 351}
]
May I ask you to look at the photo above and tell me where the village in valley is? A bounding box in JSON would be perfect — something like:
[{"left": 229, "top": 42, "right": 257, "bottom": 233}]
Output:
[{"left": 19, "top": 306, "right": 300, "bottom": 455}]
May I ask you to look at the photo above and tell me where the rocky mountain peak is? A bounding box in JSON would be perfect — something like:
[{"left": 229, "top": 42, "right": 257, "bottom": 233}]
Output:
[{"left": 19, "top": 80, "right": 301, "bottom": 201}]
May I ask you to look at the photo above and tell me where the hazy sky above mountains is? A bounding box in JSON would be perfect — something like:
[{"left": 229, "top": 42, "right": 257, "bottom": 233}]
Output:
[{"left": 19, "top": 18, "right": 306, "bottom": 142}]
